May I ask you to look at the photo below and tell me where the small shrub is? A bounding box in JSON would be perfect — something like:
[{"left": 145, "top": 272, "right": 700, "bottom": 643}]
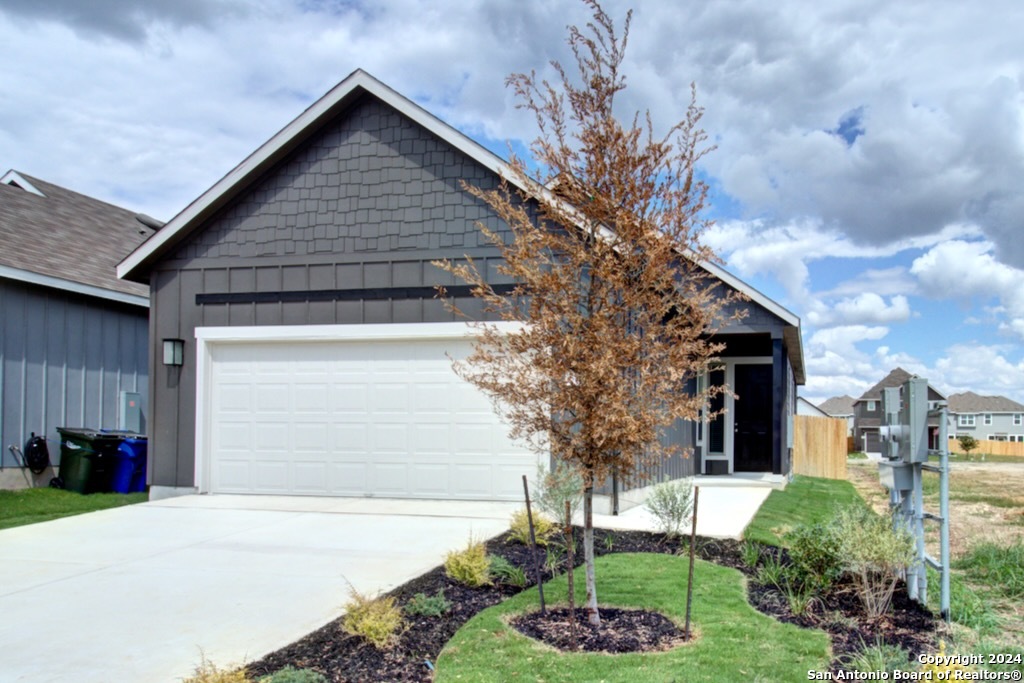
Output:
[
  {"left": 957, "top": 434, "right": 979, "bottom": 455},
  {"left": 184, "top": 655, "right": 252, "bottom": 683},
  {"left": 645, "top": 477, "right": 694, "bottom": 538},
  {"left": 534, "top": 461, "right": 584, "bottom": 523},
  {"left": 259, "top": 667, "right": 328, "bottom": 683},
  {"left": 756, "top": 552, "right": 788, "bottom": 589},
  {"left": 741, "top": 540, "right": 762, "bottom": 569},
  {"left": 508, "top": 508, "right": 556, "bottom": 546},
  {"left": 841, "top": 636, "right": 910, "bottom": 673},
  {"left": 489, "top": 555, "right": 528, "bottom": 588},
  {"left": 602, "top": 532, "right": 615, "bottom": 552},
  {"left": 783, "top": 583, "right": 819, "bottom": 616},
  {"left": 444, "top": 535, "right": 492, "bottom": 587},
  {"left": 340, "top": 587, "right": 405, "bottom": 650},
  {"left": 544, "top": 545, "right": 564, "bottom": 575},
  {"left": 834, "top": 505, "right": 915, "bottom": 618},
  {"left": 404, "top": 589, "right": 451, "bottom": 617},
  {"left": 785, "top": 521, "right": 843, "bottom": 591}
]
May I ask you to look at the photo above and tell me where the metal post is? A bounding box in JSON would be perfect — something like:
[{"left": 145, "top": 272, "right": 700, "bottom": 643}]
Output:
[
  {"left": 684, "top": 486, "right": 699, "bottom": 641},
  {"left": 522, "top": 475, "right": 546, "bottom": 613},
  {"left": 912, "top": 465, "right": 927, "bottom": 604},
  {"left": 938, "top": 406, "right": 951, "bottom": 621}
]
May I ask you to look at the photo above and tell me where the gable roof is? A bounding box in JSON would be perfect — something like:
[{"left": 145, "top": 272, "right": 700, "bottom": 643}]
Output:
[
  {"left": 855, "top": 367, "right": 946, "bottom": 402},
  {"left": 818, "top": 394, "right": 855, "bottom": 416},
  {"left": 947, "top": 391, "right": 1024, "bottom": 414},
  {"left": 797, "top": 396, "right": 828, "bottom": 416},
  {"left": 115, "top": 69, "right": 803, "bottom": 377},
  {"left": 1, "top": 170, "right": 152, "bottom": 306}
]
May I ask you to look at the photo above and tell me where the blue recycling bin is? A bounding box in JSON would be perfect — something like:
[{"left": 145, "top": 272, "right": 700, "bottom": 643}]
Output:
[{"left": 111, "top": 437, "right": 148, "bottom": 494}]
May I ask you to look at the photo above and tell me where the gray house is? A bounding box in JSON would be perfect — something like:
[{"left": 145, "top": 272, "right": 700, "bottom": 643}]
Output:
[
  {"left": 818, "top": 394, "right": 855, "bottom": 436},
  {"left": 118, "top": 70, "right": 804, "bottom": 501},
  {"left": 0, "top": 170, "right": 152, "bottom": 488},
  {"left": 948, "top": 391, "right": 1024, "bottom": 442},
  {"left": 853, "top": 368, "right": 945, "bottom": 453}
]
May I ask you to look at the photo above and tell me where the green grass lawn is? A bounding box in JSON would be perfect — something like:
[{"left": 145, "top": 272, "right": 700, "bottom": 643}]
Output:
[
  {"left": 743, "top": 475, "right": 863, "bottom": 546},
  {"left": 0, "top": 488, "right": 147, "bottom": 530},
  {"left": 435, "top": 553, "right": 831, "bottom": 682}
]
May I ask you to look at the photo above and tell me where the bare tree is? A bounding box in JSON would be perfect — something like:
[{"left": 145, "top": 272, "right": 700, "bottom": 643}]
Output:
[{"left": 436, "top": 0, "right": 742, "bottom": 627}]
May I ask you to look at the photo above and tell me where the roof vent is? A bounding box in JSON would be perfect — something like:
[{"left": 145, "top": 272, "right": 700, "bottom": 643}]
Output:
[{"left": 135, "top": 213, "right": 165, "bottom": 231}]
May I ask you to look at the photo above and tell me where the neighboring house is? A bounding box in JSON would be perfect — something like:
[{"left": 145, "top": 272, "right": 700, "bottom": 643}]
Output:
[
  {"left": 797, "top": 397, "right": 828, "bottom": 417},
  {"left": 852, "top": 368, "right": 946, "bottom": 453},
  {"left": 118, "top": 70, "right": 805, "bottom": 502},
  {"left": 0, "top": 170, "right": 153, "bottom": 487},
  {"left": 818, "top": 395, "right": 855, "bottom": 436},
  {"left": 947, "top": 392, "right": 1024, "bottom": 442}
]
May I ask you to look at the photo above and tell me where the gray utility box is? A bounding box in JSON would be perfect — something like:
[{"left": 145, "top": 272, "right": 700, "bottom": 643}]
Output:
[{"left": 879, "top": 460, "right": 914, "bottom": 492}]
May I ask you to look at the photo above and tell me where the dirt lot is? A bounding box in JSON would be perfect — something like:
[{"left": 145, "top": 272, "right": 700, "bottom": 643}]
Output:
[{"left": 846, "top": 459, "right": 1024, "bottom": 558}]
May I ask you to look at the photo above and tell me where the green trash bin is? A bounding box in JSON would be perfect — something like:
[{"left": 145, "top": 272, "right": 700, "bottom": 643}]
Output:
[{"left": 55, "top": 428, "right": 121, "bottom": 494}]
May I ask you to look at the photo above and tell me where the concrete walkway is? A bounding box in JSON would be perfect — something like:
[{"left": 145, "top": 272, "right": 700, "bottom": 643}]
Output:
[{"left": 0, "top": 484, "right": 772, "bottom": 683}]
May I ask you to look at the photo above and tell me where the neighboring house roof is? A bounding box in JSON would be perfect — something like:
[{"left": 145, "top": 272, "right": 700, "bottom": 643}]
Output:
[
  {"left": 818, "top": 395, "right": 855, "bottom": 416},
  {"left": 116, "top": 69, "right": 804, "bottom": 382},
  {"left": 0, "top": 170, "right": 154, "bottom": 306},
  {"left": 797, "top": 397, "right": 828, "bottom": 417},
  {"left": 854, "top": 367, "right": 947, "bottom": 402},
  {"left": 947, "top": 391, "right": 1024, "bottom": 414}
]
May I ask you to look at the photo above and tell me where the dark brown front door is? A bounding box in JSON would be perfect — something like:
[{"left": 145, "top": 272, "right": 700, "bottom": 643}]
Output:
[{"left": 734, "top": 364, "right": 772, "bottom": 472}]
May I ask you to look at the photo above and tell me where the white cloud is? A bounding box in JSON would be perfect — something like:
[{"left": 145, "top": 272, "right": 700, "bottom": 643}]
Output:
[
  {"left": 807, "top": 293, "right": 911, "bottom": 328},
  {"left": 910, "top": 240, "right": 1024, "bottom": 338}
]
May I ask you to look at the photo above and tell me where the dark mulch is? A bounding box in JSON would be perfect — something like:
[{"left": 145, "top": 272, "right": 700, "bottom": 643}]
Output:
[
  {"left": 512, "top": 607, "right": 688, "bottom": 653},
  {"left": 246, "top": 528, "right": 938, "bottom": 682}
]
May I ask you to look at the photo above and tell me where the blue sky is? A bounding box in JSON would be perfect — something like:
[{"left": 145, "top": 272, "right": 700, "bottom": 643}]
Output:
[{"left": 2, "top": 0, "right": 1023, "bottom": 404}]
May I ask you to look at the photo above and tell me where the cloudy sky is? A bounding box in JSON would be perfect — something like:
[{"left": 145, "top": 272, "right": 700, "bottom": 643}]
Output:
[{"left": 2, "top": 0, "right": 1023, "bottom": 404}]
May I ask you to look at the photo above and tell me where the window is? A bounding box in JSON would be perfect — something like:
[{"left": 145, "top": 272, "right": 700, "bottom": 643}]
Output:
[
  {"left": 983, "top": 414, "right": 993, "bottom": 426},
  {"left": 958, "top": 414, "right": 976, "bottom": 427},
  {"left": 866, "top": 400, "right": 876, "bottom": 412},
  {"left": 1010, "top": 435, "right": 1024, "bottom": 443},
  {"left": 1015, "top": 414, "right": 1022, "bottom": 426}
]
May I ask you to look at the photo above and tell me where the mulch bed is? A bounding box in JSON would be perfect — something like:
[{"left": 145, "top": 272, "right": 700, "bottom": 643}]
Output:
[
  {"left": 512, "top": 607, "right": 688, "bottom": 653},
  {"left": 246, "top": 529, "right": 938, "bottom": 682}
]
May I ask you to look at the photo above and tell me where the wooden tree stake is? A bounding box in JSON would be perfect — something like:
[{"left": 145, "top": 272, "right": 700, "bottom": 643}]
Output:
[
  {"left": 684, "top": 486, "right": 700, "bottom": 640},
  {"left": 522, "top": 474, "right": 546, "bottom": 613}
]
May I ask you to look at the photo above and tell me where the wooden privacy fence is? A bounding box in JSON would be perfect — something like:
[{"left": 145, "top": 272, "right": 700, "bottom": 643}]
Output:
[
  {"left": 948, "top": 438, "right": 1024, "bottom": 457},
  {"left": 793, "top": 415, "right": 848, "bottom": 480}
]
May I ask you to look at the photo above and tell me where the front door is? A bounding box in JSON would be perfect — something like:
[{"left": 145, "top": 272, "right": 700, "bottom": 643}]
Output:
[{"left": 733, "top": 363, "right": 773, "bottom": 472}]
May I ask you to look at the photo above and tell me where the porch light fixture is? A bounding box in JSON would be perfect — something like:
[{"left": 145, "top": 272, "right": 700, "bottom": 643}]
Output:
[{"left": 163, "top": 339, "right": 184, "bottom": 366}]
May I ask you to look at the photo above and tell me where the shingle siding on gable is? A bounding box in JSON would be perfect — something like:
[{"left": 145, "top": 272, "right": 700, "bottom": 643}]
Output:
[{"left": 169, "top": 96, "right": 509, "bottom": 265}]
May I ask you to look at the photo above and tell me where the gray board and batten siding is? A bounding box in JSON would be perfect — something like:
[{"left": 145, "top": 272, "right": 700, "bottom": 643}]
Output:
[
  {"left": 0, "top": 278, "right": 148, "bottom": 467},
  {"left": 147, "top": 95, "right": 518, "bottom": 489}
]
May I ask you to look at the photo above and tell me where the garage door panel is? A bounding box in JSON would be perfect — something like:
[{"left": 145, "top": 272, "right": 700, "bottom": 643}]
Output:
[
  {"left": 372, "top": 463, "right": 408, "bottom": 494},
  {"left": 293, "top": 461, "right": 329, "bottom": 493},
  {"left": 408, "top": 463, "right": 449, "bottom": 496},
  {"left": 328, "top": 462, "right": 368, "bottom": 494},
  {"left": 205, "top": 335, "right": 538, "bottom": 500},
  {"left": 252, "top": 461, "right": 289, "bottom": 492},
  {"left": 293, "top": 422, "right": 329, "bottom": 452},
  {"left": 254, "top": 422, "right": 290, "bottom": 451}
]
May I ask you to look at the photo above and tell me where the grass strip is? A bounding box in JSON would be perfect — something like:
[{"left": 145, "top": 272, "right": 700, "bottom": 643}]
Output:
[
  {"left": 743, "top": 475, "right": 863, "bottom": 547},
  {"left": 436, "top": 553, "right": 830, "bottom": 682},
  {"left": 0, "top": 488, "right": 147, "bottom": 530}
]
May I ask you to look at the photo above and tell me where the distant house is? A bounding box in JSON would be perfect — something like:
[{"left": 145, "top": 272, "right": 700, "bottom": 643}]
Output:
[
  {"left": 818, "top": 394, "right": 855, "bottom": 436},
  {"left": 947, "top": 392, "right": 1024, "bottom": 442},
  {"left": 852, "top": 368, "right": 946, "bottom": 453},
  {"left": 0, "top": 170, "right": 154, "bottom": 488},
  {"left": 797, "top": 397, "right": 828, "bottom": 417}
]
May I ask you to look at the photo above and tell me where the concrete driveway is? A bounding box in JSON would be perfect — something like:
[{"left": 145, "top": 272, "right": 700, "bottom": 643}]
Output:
[
  {"left": 0, "top": 482, "right": 772, "bottom": 683},
  {"left": 0, "top": 495, "right": 519, "bottom": 683}
]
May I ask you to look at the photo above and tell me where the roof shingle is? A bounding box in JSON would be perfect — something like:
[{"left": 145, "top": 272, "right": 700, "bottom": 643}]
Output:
[
  {"left": 0, "top": 172, "right": 153, "bottom": 298},
  {"left": 948, "top": 391, "right": 1024, "bottom": 413}
]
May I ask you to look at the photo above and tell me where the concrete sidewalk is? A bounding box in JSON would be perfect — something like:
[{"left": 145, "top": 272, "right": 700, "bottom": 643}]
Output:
[{"left": 0, "top": 484, "right": 772, "bottom": 683}]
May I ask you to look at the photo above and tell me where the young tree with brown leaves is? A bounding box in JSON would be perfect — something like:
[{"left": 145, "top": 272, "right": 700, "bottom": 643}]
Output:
[{"left": 435, "top": 1, "right": 742, "bottom": 627}]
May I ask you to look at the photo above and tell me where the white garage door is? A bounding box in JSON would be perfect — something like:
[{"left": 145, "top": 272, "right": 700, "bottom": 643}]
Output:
[{"left": 203, "top": 335, "right": 536, "bottom": 500}]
